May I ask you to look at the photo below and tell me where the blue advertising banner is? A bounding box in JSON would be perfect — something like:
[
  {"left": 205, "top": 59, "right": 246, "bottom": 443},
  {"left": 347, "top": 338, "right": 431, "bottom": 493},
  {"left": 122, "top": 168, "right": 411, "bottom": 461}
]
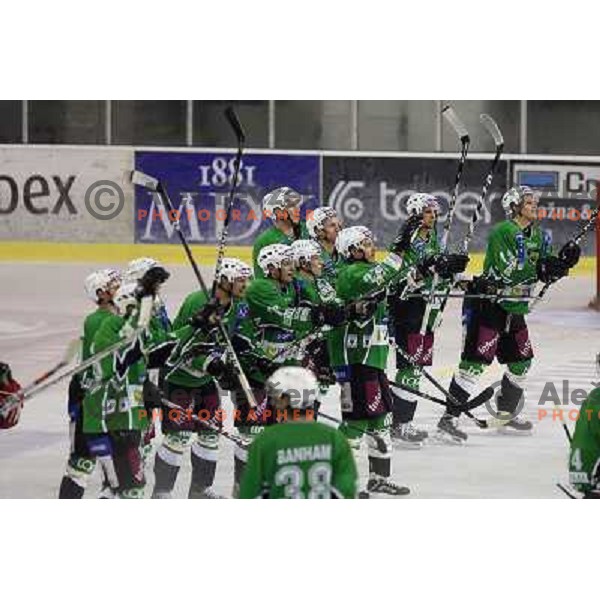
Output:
[{"left": 134, "top": 151, "right": 320, "bottom": 244}]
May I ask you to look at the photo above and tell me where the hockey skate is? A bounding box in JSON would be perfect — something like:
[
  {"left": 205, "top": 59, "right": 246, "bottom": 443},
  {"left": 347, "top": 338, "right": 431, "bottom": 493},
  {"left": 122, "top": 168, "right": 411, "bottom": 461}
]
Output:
[
  {"left": 365, "top": 475, "right": 410, "bottom": 497},
  {"left": 496, "top": 412, "right": 533, "bottom": 435},
  {"left": 436, "top": 414, "right": 468, "bottom": 444},
  {"left": 197, "top": 487, "right": 226, "bottom": 499},
  {"left": 391, "top": 422, "right": 428, "bottom": 449}
]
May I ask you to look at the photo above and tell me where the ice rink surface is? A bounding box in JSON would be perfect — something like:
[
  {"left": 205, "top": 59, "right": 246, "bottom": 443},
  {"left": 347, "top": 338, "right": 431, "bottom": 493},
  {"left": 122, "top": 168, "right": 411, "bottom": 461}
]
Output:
[{"left": 1, "top": 261, "right": 599, "bottom": 499}]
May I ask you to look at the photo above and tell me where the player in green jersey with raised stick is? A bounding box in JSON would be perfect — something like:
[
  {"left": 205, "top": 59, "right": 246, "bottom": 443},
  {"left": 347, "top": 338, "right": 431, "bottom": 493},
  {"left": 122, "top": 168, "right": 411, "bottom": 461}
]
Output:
[{"left": 440, "top": 185, "right": 581, "bottom": 442}]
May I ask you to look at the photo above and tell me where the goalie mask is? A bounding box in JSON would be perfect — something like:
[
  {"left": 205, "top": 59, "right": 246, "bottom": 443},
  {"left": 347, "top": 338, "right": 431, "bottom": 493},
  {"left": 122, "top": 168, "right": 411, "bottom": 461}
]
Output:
[
  {"left": 335, "top": 226, "right": 374, "bottom": 259},
  {"left": 266, "top": 366, "right": 319, "bottom": 410},
  {"left": 84, "top": 268, "right": 122, "bottom": 303},
  {"left": 501, "top": 186, "right": 536, "bottom": 217},
  {"left": 405, "top": 193, "right": 440, "bottom": 217},
  {"left": 257, "top": 244, "right": 294, "bottom": 276},
  {"left": 262, "top": 187, "right": 302, "bottom": 222}
]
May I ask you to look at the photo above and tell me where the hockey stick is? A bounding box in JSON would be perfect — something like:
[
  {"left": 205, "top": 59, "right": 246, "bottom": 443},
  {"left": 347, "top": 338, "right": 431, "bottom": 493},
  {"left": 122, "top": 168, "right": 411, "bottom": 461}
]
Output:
[
  {"left": 391, "top": 381, "right": 495, "bottom": 413},
  {"left": 161, "top": 397, "right": 251, "bottom": 449},
  {"left": 0, "top": 298, "right": 158, "bottom": 417},
  {"left": 2, "top": 332, "right": 141, "bottom": 412},
  {"left": 393, "top": 343, "right": 490, "bottom": 428},
  {"left": 429, "top": 113, "right": 505, "bottom": 333},
  {"left": 131, "top": 170, "right": 257, "bottom": 408},
  {"left": 529, "top": 205, "right": 600, "bottom": 310},
  {"left": 211, "top": 107, "right": 246, "bottom": 298},
  {"left": 406, "top": 292, "right": 533, "bottom": 301},
  {"left": 418, "top": 105, "right": 469, "bottom": 337},
  {"left": 22, "top": 338, "right": 80, "bottom": 398},
  {"left": 461, "top": 114, "right": 505, "bottom": 254},
  {"left": 556, "top": 483, "right": 578, "bottom": 499}
]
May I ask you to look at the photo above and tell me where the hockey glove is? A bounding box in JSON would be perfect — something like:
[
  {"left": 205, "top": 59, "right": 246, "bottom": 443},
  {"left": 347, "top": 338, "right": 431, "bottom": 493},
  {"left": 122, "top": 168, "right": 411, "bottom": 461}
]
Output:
[
  {"left": 312, "top": 304, "right": 347, "bottom": 327},
  {"left": 0, "top": 365, "right": 23, "bottom": 430},
  {"left": 190, "top": 300, "right": 221, "bottom": 332},
  {"left": 536, "top": 255, "right": 569, "bottom": 284},
  {"left": 136, "top": 266, "right": 170, "bottom": 298},
  {"left": 417, "top": 253, "right": 469, "bottom": 280},
  {"left": 558, "top": 240, "right": 581, "bottom": 269},
  {"left": 390, "top": 214, "right": 423, "bottom": 254},
  {"left": 467, "top": 275, "right": 499, "bottom": 296}
]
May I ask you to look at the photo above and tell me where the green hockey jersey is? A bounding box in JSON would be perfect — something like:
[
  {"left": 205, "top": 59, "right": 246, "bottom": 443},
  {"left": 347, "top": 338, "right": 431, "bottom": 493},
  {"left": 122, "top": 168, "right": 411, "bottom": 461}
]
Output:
[
  {"left": 330, "top": 253, "right": 408, "bottom": 370},
  {"left": 79, "top": 307, "right": 115, "bottom": 389},
  {"left": 252, "top": 222, "right": 308, "bottom": 276},
  {"left": 483, "top": 220, "right": 552, "bottom": 315},
  {"left": 569, "top": 387, "right": 600, "bottom": 495},
  {"left": 239, "top": 420, "right": 358, "bottom": 498},
  {"left": 83, "top": 308, "right": 195, "bottom": 434},
  {"left": 245, "top": 277, "right": 316, "bottom": 363}
]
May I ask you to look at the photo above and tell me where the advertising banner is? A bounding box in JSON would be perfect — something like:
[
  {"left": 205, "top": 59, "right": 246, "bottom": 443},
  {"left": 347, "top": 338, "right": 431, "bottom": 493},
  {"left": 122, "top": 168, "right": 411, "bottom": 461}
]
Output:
[
  {"left": 323, "top": 155, "right": 509, "bottom": 252},
  {"left": 134, "top": 151, "right": 320, "bottom": 245},
  {"left": 511, "top": 160, "right": 599, "bottom": 254},
  {"left": 0, "top": 147, "right": 133, "bottom": 243}
]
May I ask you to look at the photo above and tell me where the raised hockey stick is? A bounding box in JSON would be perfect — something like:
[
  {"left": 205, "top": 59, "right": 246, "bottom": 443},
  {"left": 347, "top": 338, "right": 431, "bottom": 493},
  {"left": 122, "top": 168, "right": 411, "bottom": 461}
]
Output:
[
  {"left": 429, "top": 113, "right": 505, "bottom": 332},
  {"left": 418, "top": 105, "right": 470, "bottom": 337},
  {"left": 131, "top": 170, "right": 257, "bottom": 408},
  {"left": 529, "top": 205, "right": 600, "bottom": 310},
  {"left": 211, "top": 107, "right": 246, "bottom": 298},
  {"left": 460, "top": 114, "right": 505, "bottom": 254}
]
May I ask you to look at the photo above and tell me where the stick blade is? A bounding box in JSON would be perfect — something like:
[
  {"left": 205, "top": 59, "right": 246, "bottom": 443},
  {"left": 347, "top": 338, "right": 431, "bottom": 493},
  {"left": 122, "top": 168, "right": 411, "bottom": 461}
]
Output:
[
  {"left": 224, "top": 107, "right": 246, "bottom": 145},
  {"left": 442, "top": 104, "right": 469, "bottom": 142},
  {"left": 480, "top": 113, "right": 504, "bottom": 146},
  {"left": 131, "top": 170, "right": 159, "bottom": 191}
]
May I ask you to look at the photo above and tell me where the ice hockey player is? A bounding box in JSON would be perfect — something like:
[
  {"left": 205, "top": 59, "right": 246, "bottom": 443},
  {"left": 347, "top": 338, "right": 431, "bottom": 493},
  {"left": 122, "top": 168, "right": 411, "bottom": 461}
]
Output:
[
  {"left": 306, "top": 206, "right": 342, "bottom": 283},
  {"left": 568, "top": 353, "right": 600, "bottom": 499},
  {"left": 246, "top": 243, "right": 346, "bottom": 365},
  {"left": 58, "top": 268, "right": 122, "bottom": 499},
  {"left": 151, "top": 258, "right": 252, "bottom": 499},
  {"left": 387, "top": 194, "right": 469, "bottom": 447},
  {"left": 0, "top": 363, "right": 23, "bottom": 430},
  {"left": 82, "top": 265, "right": 204, "bottom": 498},
  {"left": 439, "top": 185, "right": 581, "bottom": 441},
  {"left": 239, "top": 366, "right": 358, "bottom": 499},
  {"left": 252, "top": 187, "right": 307, "bottom": 275},
  {"left": 330, "top": 225, "right": 413, "bottom": 496},
  {"left": 124, "top": 257, "right": 172, "bottom": 468}
]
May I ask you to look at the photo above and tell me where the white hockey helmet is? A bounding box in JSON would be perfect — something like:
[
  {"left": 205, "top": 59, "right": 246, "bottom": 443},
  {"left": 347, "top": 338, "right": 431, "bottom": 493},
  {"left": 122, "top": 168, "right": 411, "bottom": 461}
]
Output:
[
  {"left": 406, "top": 193, "right": 440, "bottom": 217},
  {"left": 84, "top": 268, "right": 122, "bottom": 302},
  {"left": 262, "top": 187, "right": 302, "bottom": 222},
  {"left": 257, "top": 244, "right": 293, "bottom": 275},
  {"left": 217, "top": 258, "right": 253, "bottom": 284},
  {"left": 291, "top": 239, "right": 321, "bottom": 267},
  {"left": 307, "top": 206, "right": 338, "bottom": 240},
  {"left": 335, "top": 226, "right": 374, "bottom": 259},
  {"left": 266, "top": 366, "right": 319, "bottom": 410},
  {"left": 113, "top": 281, "right": 139, "bottom": 316},
  {"left": 124, "top": 257, "right": 161, "bottom": 282},
  {"left": 502, "top": 186, "right": 536, "bottom": 216}
]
